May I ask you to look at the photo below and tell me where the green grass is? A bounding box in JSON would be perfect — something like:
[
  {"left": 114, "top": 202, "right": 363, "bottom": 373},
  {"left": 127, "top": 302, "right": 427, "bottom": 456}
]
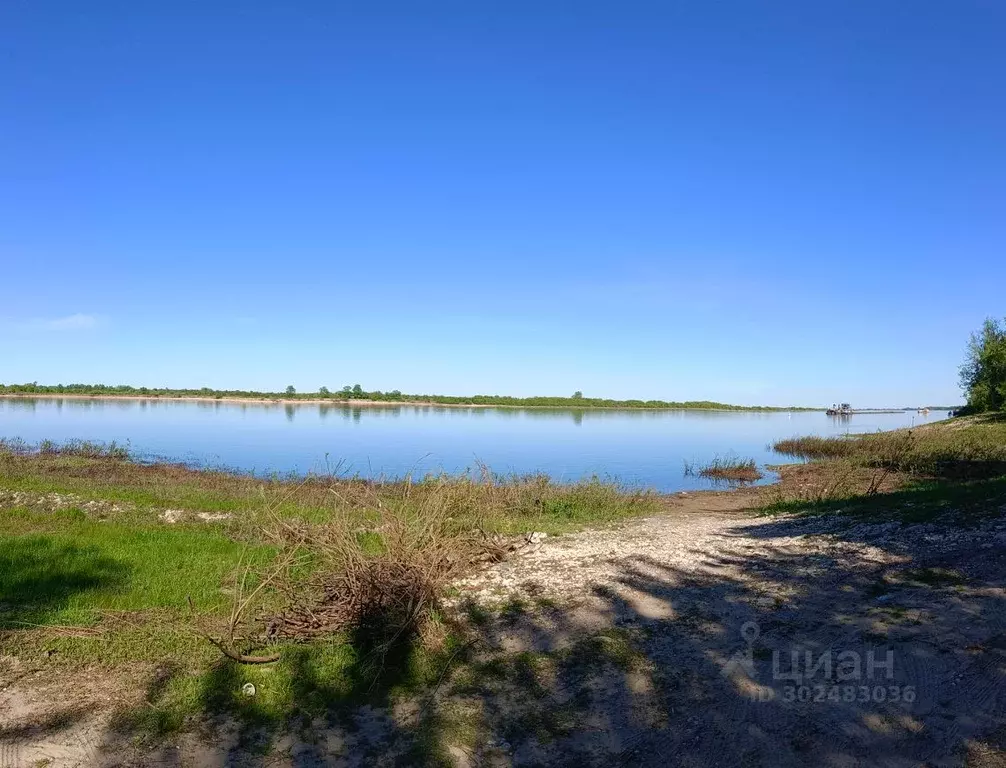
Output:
[
  {"left": 761, "top": 473, "right": 1006, "bottom": 524},
  {"left": 110, "top": 634, "right": 464, "bottom": 745},
  {"left": 110, "top": 623, "right": 652, "bottom": 755},
  {"left": 0, "top": 451, "right": 658, "bottom": 639},
  {"left": 0, "top": 448, "right": 657, "bottom": 535},
  {"left": 0, "top": 507, "right": 273, "bottom": 627}
]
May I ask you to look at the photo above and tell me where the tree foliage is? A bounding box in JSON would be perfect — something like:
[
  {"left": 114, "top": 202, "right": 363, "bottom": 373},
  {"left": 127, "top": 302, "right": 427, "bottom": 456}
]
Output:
[{"left": 960, "top": 317, "right": 1006, "bottom": 412}]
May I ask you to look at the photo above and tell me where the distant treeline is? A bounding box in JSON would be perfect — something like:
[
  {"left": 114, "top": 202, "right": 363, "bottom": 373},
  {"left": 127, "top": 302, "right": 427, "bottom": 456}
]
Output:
[{"left": 0, "top": 382, "right": 821, "bottom": 411}]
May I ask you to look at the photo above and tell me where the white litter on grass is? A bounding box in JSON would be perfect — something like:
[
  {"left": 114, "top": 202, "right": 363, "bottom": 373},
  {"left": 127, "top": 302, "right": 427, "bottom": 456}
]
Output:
[
  {"left": 197, "top": 512, "right": 232, "bottom": 522},
  {"left": 159, "top": 509, "right": 232, "bottom": 523}
]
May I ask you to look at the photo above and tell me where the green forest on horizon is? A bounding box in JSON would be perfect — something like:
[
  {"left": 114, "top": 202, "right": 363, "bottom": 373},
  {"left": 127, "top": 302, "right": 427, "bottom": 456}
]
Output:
[{"left": 0, "top": 382, "right": 825, "bottom": 411}]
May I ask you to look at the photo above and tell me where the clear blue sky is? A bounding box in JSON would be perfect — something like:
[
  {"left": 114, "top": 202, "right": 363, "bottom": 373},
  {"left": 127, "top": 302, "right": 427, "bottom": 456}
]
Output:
[{"left": 2, "top": 1, "right": 1002, "bottom": 407}]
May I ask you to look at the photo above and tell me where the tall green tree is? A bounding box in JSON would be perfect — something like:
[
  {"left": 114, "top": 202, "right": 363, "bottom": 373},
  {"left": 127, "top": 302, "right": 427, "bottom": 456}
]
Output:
[{"left": 960, "top": 317, "right": 1006, "bottom": 412}]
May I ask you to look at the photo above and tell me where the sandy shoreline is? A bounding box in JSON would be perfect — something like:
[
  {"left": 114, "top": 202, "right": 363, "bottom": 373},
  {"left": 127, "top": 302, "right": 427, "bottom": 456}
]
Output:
[{"left": 0, "top": 393, "right": 823, "bottom": 412}]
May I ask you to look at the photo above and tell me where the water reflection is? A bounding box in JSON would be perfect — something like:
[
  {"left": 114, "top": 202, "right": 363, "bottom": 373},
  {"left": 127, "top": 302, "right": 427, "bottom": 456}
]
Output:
[
  {"left": 0, "top": 397, "right": 948, "bottom": 492},
  {"left": 1, "top": 396, "right": 794, "bottom": 426}
]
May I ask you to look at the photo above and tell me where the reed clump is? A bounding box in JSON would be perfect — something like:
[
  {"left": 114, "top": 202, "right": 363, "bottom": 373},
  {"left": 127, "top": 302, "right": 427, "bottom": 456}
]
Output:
[
  {"left": 0, "top": 437, "right": 130, "bottom": 460},
  {"left": 685, "top": 456, "right": 763, "bottom": 482}
]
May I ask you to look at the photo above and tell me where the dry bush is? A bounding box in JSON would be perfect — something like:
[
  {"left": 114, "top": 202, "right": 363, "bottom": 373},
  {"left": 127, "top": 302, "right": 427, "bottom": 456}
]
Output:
[
  {"left": 264, "top": 471, "right": 554, "bottom": 653},
  {"left": 201, "top": 468, "right": 651, "bottom": 669},
  {"left": 270, "top": 482, "right": 482, "bottom": 644}
]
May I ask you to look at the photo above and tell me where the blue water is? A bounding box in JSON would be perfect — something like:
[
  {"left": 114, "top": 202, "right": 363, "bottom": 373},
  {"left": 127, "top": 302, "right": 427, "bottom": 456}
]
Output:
[{"left": 0, "top": 398, "right": 949, "bottom": 492}]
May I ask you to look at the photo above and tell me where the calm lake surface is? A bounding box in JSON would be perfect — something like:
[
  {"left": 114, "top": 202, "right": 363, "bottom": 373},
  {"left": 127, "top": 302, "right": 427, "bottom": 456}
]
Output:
[{"left": 0, "top": 398, "right": 950, "bottom": 492}]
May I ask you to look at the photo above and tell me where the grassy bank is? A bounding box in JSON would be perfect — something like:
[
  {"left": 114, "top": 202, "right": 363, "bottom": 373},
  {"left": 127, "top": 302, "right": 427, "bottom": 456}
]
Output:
[
  {"left": 773, "top": 412, "right": 1006, "bottom": 480},
  {"left": 0, "top": 443, "right": 657, "bottom": 754},
  {"left": 764, "top": 412, "right": 1006, "bottom": 522},
  {"left": 0, "top": 382, "right": 820, "bottom": 411}
]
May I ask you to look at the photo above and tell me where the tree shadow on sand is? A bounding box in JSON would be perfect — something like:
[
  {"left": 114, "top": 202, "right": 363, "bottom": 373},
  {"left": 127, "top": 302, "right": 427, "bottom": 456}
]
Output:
[
  {"left": 424, "top": 484, "right": 1006, "bottom": 767},
  {"left": 103, "top": 608, "right": 459, "bottom": 766}
]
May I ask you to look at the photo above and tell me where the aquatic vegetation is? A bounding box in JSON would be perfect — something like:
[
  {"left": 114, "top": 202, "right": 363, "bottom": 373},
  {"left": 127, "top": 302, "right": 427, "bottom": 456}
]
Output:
[{"left": 684, "top": 456, "right": 763, "bottom": 482}]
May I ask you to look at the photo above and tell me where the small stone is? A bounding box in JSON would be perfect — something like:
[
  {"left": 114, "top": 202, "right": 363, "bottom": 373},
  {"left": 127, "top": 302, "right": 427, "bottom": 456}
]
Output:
[{"left": 241, "top": 682, "right": 256, "bottom": 697}]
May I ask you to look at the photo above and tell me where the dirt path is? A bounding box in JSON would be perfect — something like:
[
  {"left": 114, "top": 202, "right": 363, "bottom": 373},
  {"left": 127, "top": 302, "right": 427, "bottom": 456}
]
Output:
[
  {"left": 3, "top": 484, "right": 1006, "bottom": 766},
  {"left": 448, "top": 489, "right": 1006, "bottom": 767}
]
